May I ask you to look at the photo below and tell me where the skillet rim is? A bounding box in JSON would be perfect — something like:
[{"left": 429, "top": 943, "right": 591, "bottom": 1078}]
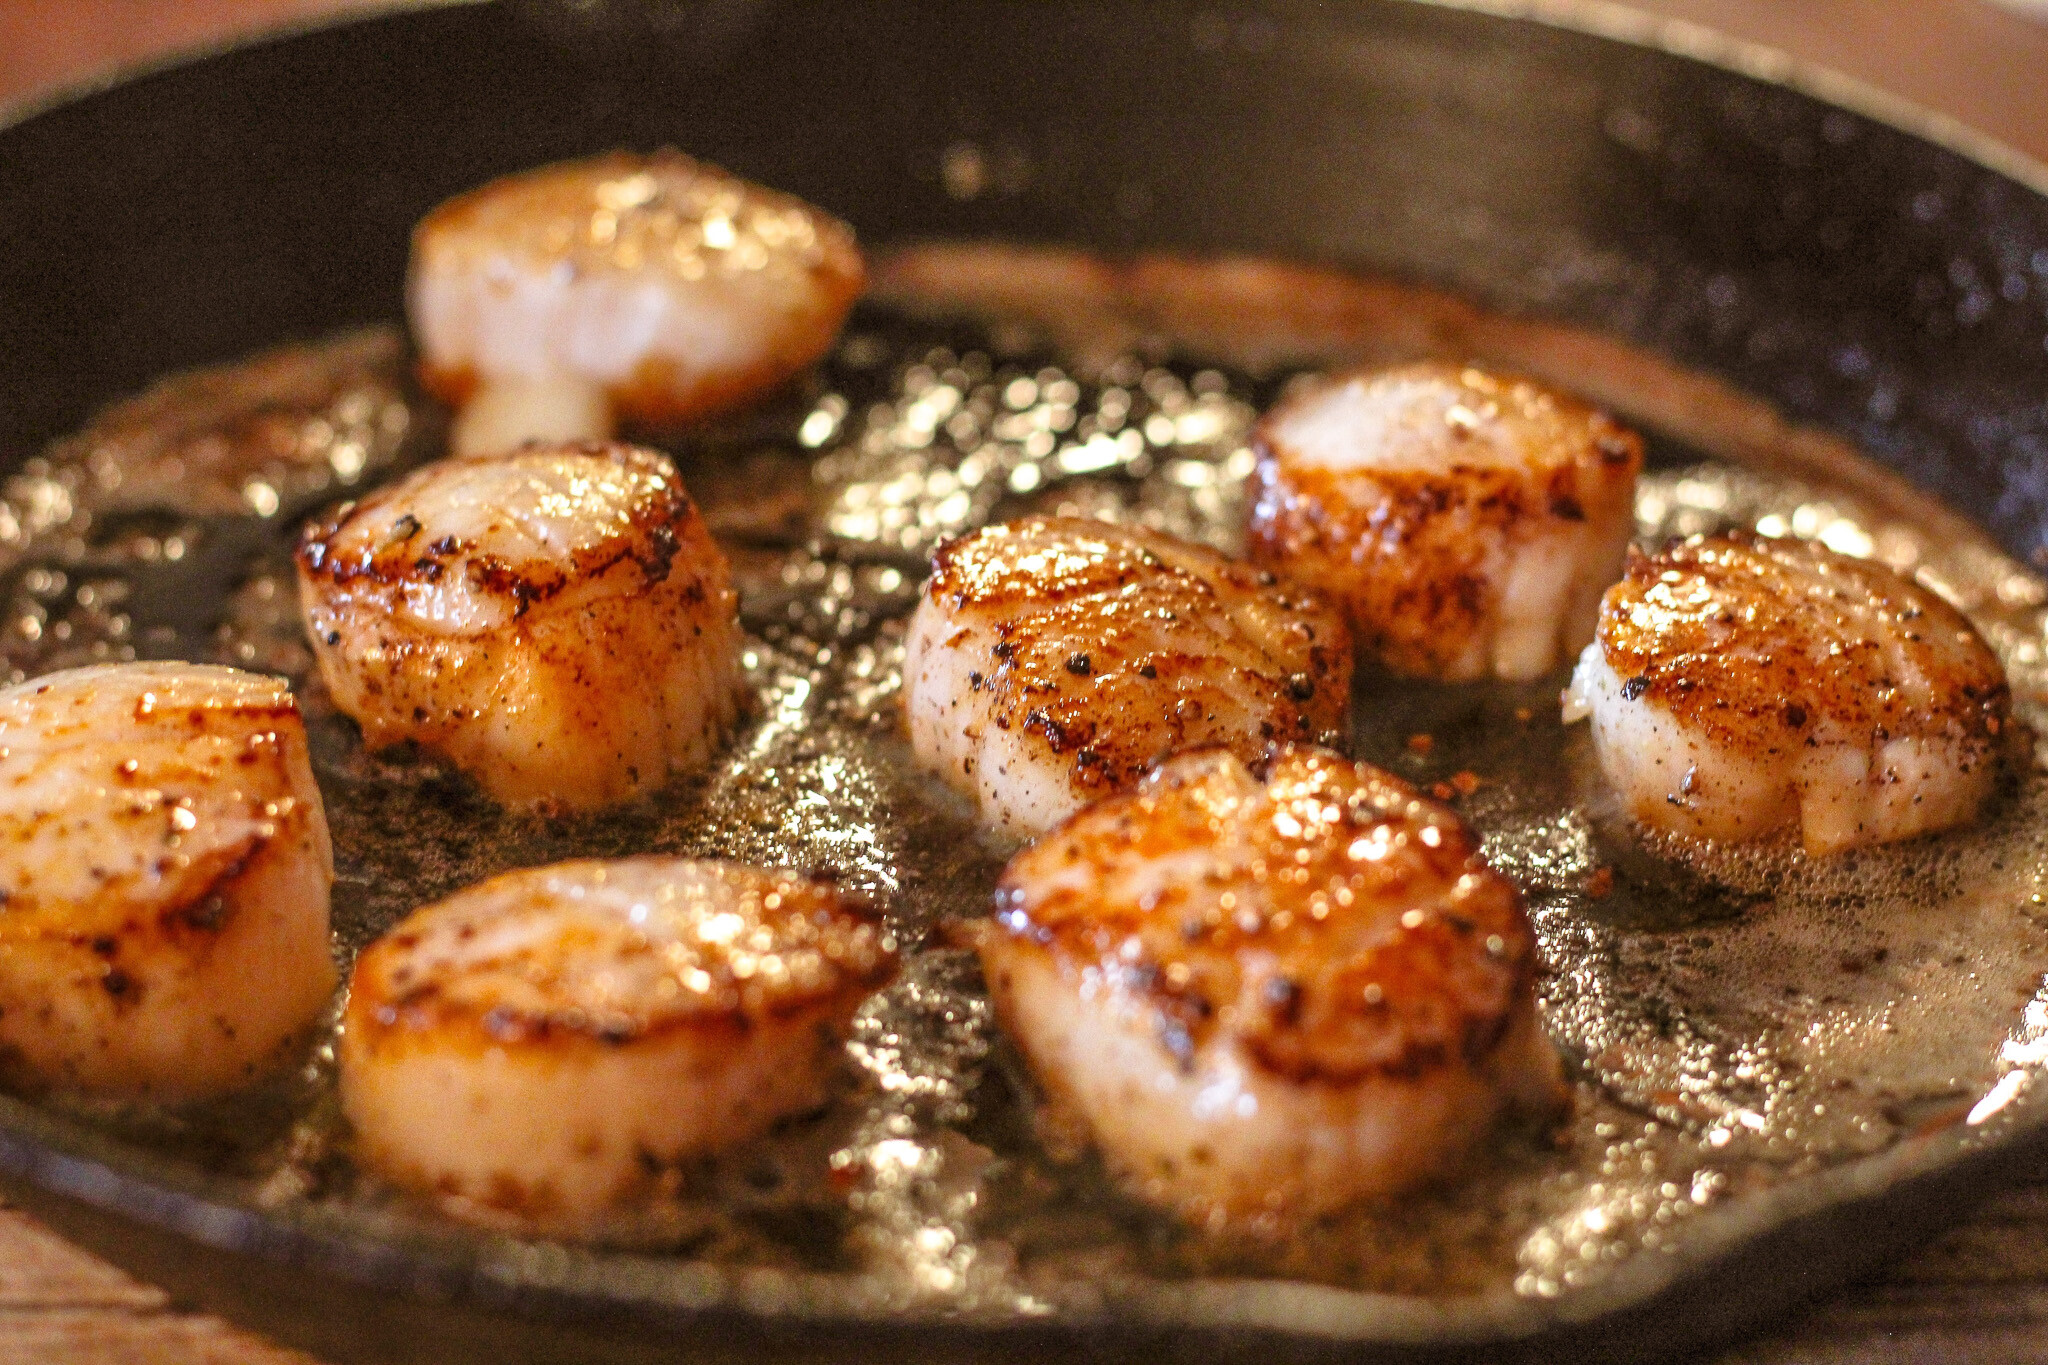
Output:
[{"left": 3, "top": 0, "right": 2044, "bottom": 201}]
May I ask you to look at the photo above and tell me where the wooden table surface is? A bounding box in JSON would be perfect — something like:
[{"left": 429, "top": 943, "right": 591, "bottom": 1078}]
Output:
[{"left": 3, "top": 1, "right": 2048, "bottom": 1362}]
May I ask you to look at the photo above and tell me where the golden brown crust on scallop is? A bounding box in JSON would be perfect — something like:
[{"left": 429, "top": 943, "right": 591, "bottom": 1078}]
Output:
[
  {"left": 989, "top": 746, "right": 1536, "bottom": 1083},
  {"left": 412, "top": 150, "right": 864, "bottom": 425},
  {"left": 0, "top": 669, "right": 313, "bottom": 943},
  {"left": 346, "top": 859, "right": 895, "bottom": 1055},
  {"left": 413, "top": 150, "right": 864, "bottom": 285},
  {"left": 923, "top": 517, "right": 1351, "bottom": 802},
  {"left": 1599, "top": 531, "right": 2009, "bottom": 757},
  {"left": 294, "top": 440, "right": 742, "bottom": 808},
  {"left": 297, "top": 441, "right": 694, "bottom": 610},
  {"left": 1249, "top": 362, "right": 1641, "bottom": 678}
]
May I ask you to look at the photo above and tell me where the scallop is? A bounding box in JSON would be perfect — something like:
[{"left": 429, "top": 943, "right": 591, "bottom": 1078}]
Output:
[
  {"left": 340, "top": 857, "right": 896, "bottom": 1235},
  {"left": 903, "top": 515, "right": 1352, "bottom": 838},
  {"left": 296, "top": 440, "right": 742, "bottom": 811},
  {"left": 0, "top": 662, "right": 334, "bottom": 1101},
  {"left": 1249, "top": 362, "right": 1642, "bottom": 680},
  {"left": 410, "top": 150, "right": 866, "bottom": 456},
  {"left": 973, "top": 745, "right": 1562, "bottom": 1224},
  {"left": 1563, "top": 531, "right": 2013, "bottom": 855}
]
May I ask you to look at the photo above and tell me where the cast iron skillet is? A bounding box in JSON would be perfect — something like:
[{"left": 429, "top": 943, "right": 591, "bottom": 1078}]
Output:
[{"left": 2, "top": 2, "right": 2047, "bottom": 1361}]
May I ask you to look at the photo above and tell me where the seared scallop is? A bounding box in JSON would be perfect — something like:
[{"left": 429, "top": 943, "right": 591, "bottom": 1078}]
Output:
[
  {"left": 903, "top": 516, "right": 1352, "bottom": 838},
  {"left": 340, "top": 857, "right": 895, "bottom": 1235},
  {"left": 410, "top": 150, "right": 866, "bottom": 456},
  {"left": 0, "top": 662, "right": 334, "bottom": 1101},
  {"left": 973, "top": 745, "right": 1561, "bottom": 1224},
  {"left": 1250, "top": 362, "right": 1642, "bottom": 681},
  {"left": 297, "top": 441, "right": 742, "bottom": 811},
  {"left": 1563, "top": 531, "right": 2012, "bottom": 855}
]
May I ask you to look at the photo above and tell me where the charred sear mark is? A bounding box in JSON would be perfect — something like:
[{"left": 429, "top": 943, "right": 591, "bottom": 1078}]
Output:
[
  {"left": 1599, "top": 531, "right": 2009, "bottom": 748},
  {"left": 908, "top": 517, "right": 1354, "bottom": 827},
  {"left": 993, "top": 745, "right": 1540, "bottom": 1087},
  {"left": 1247, "top": 361, "right": 1642, "bottom": 679}
]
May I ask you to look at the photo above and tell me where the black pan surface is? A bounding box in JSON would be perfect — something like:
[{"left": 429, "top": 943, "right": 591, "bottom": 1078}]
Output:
[{"left": 1, "top": 2, "right": 2047, "bottom": 1362}]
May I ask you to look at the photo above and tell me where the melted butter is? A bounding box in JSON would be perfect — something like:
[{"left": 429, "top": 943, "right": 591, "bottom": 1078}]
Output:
[
  {"left": 20, "top": 246, "right": 2048, "bottom": 1310},
  {"left": 0, "top": 329, "right": 433, "bottom": 686}
]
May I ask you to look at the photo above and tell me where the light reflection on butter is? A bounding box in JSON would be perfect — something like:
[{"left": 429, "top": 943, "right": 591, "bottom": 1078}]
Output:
[
  {"left": 837, "top": 953, "right": 1042, "bottom": 1311},
  {"left": 1969, "top": 1069, "right": 2030, "bottom": 1125},
  {"left": 814, "top": 344, "right": 1258, "bottom": 557}
]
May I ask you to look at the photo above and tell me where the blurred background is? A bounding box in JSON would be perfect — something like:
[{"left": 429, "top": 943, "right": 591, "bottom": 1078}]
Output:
[{"left": 0, "top": 0, "right": 2046, "bottom": 169}]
